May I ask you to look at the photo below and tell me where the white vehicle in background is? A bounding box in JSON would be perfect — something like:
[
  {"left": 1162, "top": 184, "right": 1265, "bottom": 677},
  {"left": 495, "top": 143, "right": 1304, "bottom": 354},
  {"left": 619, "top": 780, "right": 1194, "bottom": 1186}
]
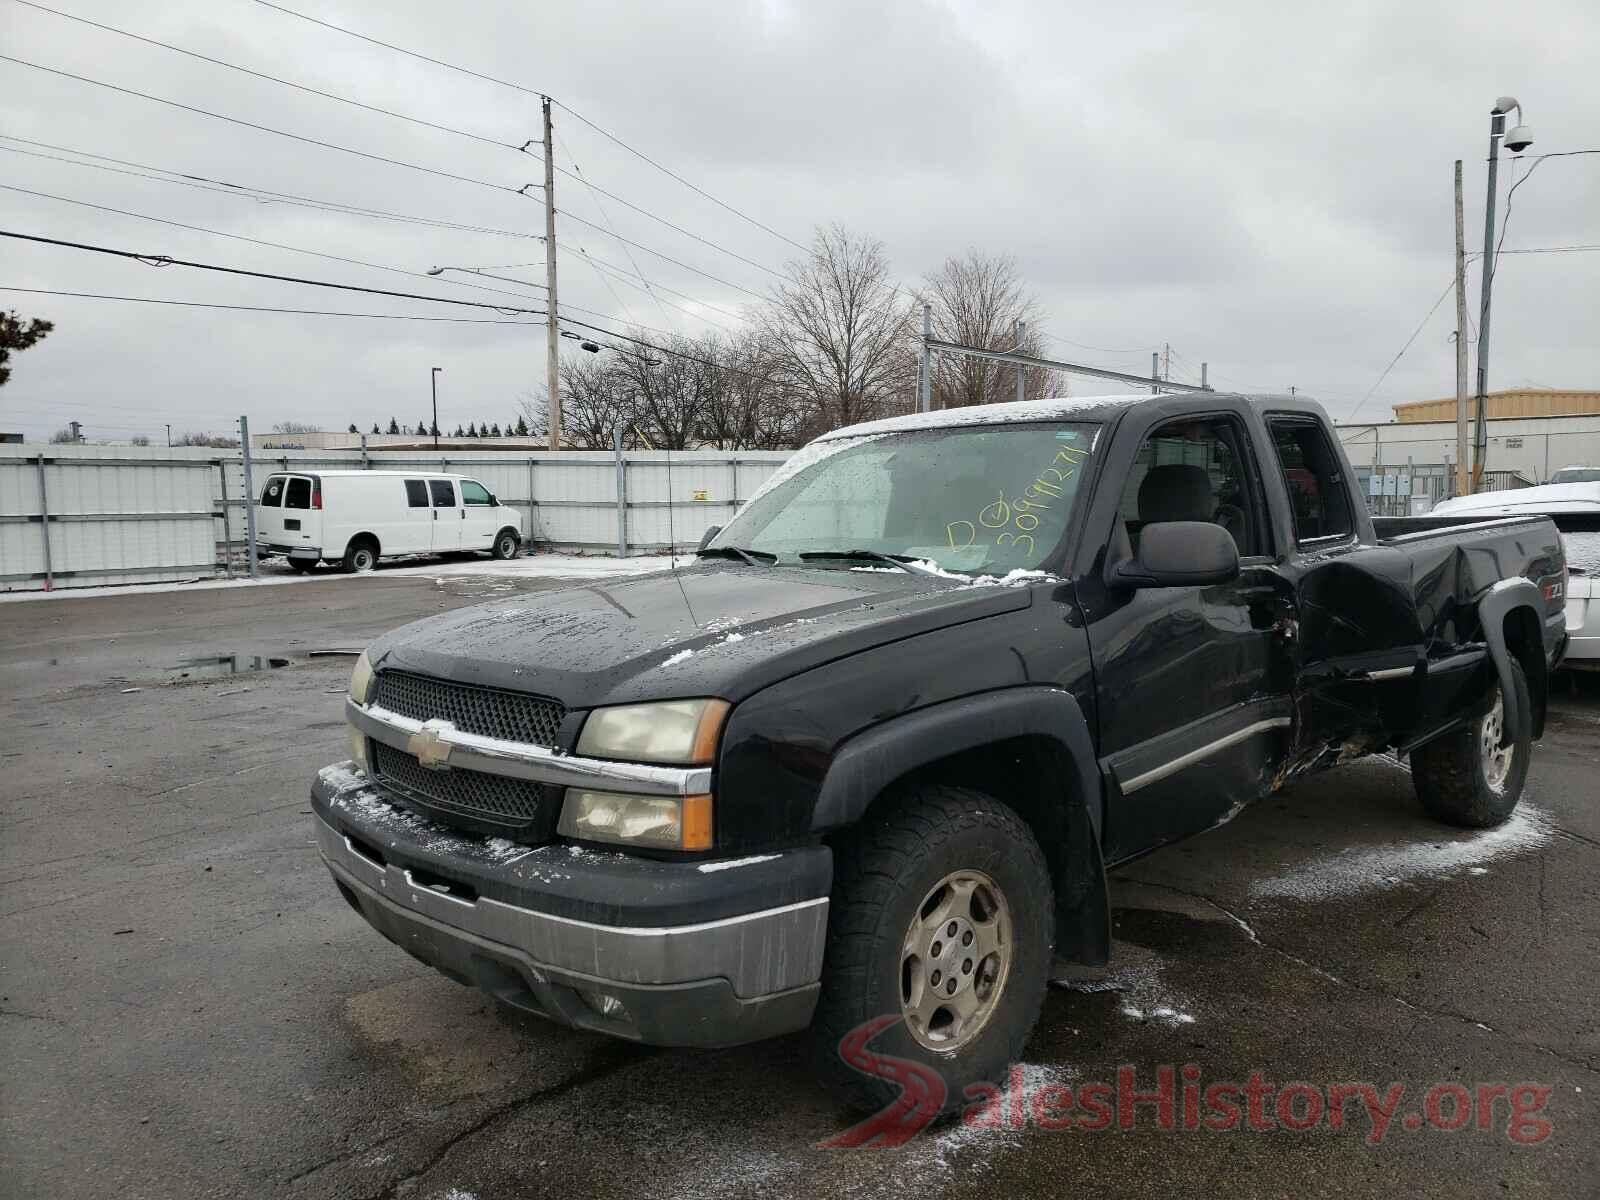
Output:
[
  {"left": 1430, "top": 481, "right": 1600, "bottom": 670},
  {"left": 253, "top": 470, "right": 522, "bottom": 573},
  {"left": 1549, "top": 465, "right": 1600, "bottom": 485}
]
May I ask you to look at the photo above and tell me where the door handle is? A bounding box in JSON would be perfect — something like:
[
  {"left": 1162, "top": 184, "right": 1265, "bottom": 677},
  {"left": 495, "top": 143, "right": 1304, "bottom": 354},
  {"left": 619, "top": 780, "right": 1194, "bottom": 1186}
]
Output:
[
  {"left": 460, "top": 510, "right": 466, "bottom": 519},
  {"left": 433, "top": 510, "right": 438, "bottom": 520}
]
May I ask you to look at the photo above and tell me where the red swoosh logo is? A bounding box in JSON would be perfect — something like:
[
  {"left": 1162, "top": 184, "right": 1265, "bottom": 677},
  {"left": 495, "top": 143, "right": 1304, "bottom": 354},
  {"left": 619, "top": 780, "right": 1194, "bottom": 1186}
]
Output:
[{"left": 817, "top": 1015, "right": 947, "bottom": 1149}]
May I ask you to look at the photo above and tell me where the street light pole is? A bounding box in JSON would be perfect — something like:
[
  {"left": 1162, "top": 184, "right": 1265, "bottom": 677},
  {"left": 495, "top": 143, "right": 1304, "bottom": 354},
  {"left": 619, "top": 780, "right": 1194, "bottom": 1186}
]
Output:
[
  {"left": 1471, "top": 96, "right": 1533, "bottom": 491},
  {"left": 430, "top": 366, "right": 442, "bottom": 449}
]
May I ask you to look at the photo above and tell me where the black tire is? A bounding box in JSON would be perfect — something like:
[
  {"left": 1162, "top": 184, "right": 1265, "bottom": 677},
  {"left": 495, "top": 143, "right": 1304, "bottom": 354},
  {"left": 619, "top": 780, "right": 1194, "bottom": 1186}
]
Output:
[
  {"left": 491, "top": 529, "right": 520, "bottom": 560},
  {"left": 287, "top": 558, "right": 316, "bottom": 573},
  {"left": 1412, "top": 658, "right": 1531, "bottom": 828},
  {"left": 809, "top": 785, "right": 1054, "bottom": 1115},
  {"left": 340, "top": 538, "right": 378, "bottom": 574}
]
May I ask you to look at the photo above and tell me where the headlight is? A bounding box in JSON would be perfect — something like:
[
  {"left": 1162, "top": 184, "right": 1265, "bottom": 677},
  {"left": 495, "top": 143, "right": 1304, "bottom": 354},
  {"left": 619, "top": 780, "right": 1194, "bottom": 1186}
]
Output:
[
  {"left": 558, "top": 789, "right": 713, "bottom": 851},
  {"left": 349, "top": 650, "right": 375, "bottom": 705},
  {"left": 575, "top": 698, "right": 729, "bottom": 765}
]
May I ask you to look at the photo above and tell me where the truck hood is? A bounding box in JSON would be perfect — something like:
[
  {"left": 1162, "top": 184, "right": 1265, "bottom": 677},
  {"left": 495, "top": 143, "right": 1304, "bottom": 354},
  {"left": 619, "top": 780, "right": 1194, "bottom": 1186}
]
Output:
[{"left": 367, "top": 561, "right": 1037, "bottom": 709}]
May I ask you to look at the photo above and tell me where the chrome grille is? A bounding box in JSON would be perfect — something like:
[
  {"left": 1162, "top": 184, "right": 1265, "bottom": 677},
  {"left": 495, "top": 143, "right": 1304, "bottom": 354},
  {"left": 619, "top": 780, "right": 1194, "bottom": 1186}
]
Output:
[
  {"left": 372, "top": 670, "right": 566, "bottom": 747},
  {"left": 372, "top": 741, "right": 546, "bottom": 826}
]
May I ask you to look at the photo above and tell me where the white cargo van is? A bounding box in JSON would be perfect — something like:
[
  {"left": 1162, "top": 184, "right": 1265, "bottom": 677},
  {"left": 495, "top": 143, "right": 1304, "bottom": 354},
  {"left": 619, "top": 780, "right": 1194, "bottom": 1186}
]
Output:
[{"left": 253, "top": 470, "right": 522, "bottom": 572}]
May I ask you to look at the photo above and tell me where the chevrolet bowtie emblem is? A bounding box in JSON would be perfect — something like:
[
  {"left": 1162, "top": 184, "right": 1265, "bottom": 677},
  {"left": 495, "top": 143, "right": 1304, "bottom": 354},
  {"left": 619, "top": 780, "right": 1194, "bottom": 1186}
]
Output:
[{"left": 407, "top": 719, "right": 456, "bottom": 770}]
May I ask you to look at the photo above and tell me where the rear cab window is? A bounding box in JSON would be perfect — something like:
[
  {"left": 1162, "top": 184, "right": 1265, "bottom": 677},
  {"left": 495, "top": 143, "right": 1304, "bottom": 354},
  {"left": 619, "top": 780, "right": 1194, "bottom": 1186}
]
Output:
[
  {"left": 1266, "top": 417, "right": 1353, "bottom": 544},
  {"left": 259, "top": 475, "right": 286, "bottom": 506},
  {"left": 429, "top": 480, "right": 456, "bottom": 507},
  {"left": 460, "top": 480, "right": 492, "bottom": 506},
  {"left": 404, "top": 479, "right": 430, "bottom": 507}
]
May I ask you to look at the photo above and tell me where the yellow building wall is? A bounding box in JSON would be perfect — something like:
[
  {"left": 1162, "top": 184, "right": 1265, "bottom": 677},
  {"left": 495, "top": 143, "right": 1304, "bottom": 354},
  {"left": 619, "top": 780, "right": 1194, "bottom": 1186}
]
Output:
[{"left": 1393, "top": 389, "right": 1600, "bottom": 423}]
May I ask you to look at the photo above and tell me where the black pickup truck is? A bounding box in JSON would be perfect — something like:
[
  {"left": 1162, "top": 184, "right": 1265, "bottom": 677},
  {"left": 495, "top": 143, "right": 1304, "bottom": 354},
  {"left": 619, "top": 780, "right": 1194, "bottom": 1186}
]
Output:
[{"left": 313, "top": 393, "right": 1567, "bottom": 1111}]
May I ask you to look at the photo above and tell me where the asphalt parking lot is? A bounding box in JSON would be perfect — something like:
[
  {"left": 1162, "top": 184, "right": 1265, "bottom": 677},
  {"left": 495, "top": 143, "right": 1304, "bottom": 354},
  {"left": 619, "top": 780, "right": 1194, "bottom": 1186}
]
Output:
[{"left": 3, "top": 572, "right": 1597, "bottom": 1199}]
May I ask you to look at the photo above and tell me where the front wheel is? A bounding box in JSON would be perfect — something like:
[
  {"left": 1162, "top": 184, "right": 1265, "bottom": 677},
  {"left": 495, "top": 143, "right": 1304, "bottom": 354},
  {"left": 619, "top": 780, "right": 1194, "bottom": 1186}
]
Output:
[
  {"left": 1411, "top": 658, "right": 1531, "bottom": 828},
  {"left": 491, "top": 530, "right": 520, "bottom": 560},
  {"left": 809, "top": 786, "right": 1054, "bottom": 1115}
]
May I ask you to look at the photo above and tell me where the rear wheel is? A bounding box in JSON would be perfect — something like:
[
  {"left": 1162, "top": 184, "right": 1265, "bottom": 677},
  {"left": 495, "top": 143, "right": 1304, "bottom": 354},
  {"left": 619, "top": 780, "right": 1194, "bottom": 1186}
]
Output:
[
  {"left": 809, "top": 785, "right": 1054, "bottom": 1115},
  {"left": 491, "top": 529, "right": 520, "bottom": 560},
  {"left": 340, "top": 538, "right": 378, "bottom": 574},
  {"left": 1412, "top": 658, "right": 1531, "bottom": 828}
]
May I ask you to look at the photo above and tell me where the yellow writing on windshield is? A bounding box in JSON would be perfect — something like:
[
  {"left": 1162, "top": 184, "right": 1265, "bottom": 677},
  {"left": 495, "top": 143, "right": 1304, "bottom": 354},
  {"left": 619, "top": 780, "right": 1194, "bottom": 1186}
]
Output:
[{"left": 946, "top": 443, "right": 1089, "bottom": 558}]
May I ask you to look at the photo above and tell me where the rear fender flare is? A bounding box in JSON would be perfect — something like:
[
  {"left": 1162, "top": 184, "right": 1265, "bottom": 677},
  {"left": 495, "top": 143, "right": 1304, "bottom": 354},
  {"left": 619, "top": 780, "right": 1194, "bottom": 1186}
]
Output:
[
  {"left": 1478, "top": 577, "right": 1541, "bottom": 744},
  {"left": 811, "top": 687, "right": 1111, "bottom": 967}
]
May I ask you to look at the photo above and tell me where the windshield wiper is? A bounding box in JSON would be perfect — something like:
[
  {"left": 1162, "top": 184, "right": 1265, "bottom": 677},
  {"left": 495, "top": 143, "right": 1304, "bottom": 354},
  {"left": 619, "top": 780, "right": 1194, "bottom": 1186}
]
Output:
[
  {"left": 695, "top": 545, "right": 777, "bottom": 566},
  {"left": 797, "top": 549, "right": 942, "bottom": 577}
]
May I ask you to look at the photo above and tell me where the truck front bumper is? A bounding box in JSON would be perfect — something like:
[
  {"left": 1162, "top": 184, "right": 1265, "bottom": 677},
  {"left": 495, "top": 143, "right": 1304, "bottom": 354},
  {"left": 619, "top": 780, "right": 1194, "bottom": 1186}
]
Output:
[{"left": 312, "top": 764, "right": 830, "bottom": 1048}]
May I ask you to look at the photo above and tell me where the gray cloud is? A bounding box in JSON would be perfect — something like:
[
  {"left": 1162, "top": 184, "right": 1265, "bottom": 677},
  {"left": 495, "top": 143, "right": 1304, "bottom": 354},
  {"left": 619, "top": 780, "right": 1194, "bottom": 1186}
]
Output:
[{"left": 1, "top": 0, "right": 1595, "bottom": 441}]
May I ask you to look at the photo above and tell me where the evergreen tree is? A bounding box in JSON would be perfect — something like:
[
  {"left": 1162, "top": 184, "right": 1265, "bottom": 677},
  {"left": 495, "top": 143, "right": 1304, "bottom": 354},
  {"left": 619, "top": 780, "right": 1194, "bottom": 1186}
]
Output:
[
  {"left": 514, "top": 415, "right": 529, "bottom": 437},
  {"left": 387, "top": 417, "right": 400, "bottom": 434},
  {"left": 347, "top": 423, "right": 358, "bottom": 433},
  {"left": 371, "top": 423, "right": 380, "bottom": 435},
  {"left": 466, "top": 423, "right": 477, "bottom": 437},
  {"left": 490, "top": 423, "right": 502, "bottom": 437},
  {"left": 453, "top": 424, "right": 464, "bottom": 437}
]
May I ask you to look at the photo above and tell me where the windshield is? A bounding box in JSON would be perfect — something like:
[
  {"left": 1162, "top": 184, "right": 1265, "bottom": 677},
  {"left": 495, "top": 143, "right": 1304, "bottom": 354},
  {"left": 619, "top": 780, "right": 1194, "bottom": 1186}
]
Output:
[
  {"left": 1551, "top": 468, "right": 1600, "bottom": 484},
  {"left": 712, "top": 422, "right": 1099, "bottom": 574}
]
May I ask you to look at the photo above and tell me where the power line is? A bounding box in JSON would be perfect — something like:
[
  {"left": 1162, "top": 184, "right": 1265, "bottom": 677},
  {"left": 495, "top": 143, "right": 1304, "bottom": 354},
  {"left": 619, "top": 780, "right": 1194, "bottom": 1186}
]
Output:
[
  {"left": 252, "top": 0, "right": 545, "bottom": 97},
  {"left": 0, "top": 229, "right": 549, "bottom": 315},
  {"left": 12, "top": 0, "right": 536, "bottom": 157},
  {"left": 1346, "top": 276, "right": 1456, "bottom": 422},
  {"left": 553, "top": 101, "right": 808, "bottom": 253},
  {"left": 554, "top": 210, "right": 768, "bottom": 299},
  {"left": 0, "top": 284, "right": 541, "bottom": 323},
  {"left": 0, "top": 138, "right": 542, "bottom": 239},
  {"left": 250, "top": 0, "right": 806, "bottom": 255},
  {"left": 1, "top": 183, "right": 566, "bottom": 311},
  {"left": 554, "top": 128, "right": 664, "bottom": 329},
  {"left": 0, "top": 53, "right": 538, "bottom": 198}
]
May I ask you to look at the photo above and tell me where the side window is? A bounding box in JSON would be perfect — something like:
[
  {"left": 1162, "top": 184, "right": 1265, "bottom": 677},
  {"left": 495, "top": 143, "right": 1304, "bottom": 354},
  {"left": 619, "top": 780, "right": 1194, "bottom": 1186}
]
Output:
[
  {"left": 460, "top": 480, "right": 492, "bottom": 506},
  {"left": 428, "top": 479, "right": 456, "bottom": 508},
  {"left": 284, "top": 477, "right": 311, "bottom": 510},
  {"left": 404, "top": 479, "right": 429, "bottom": 507},
  {"left": 1267, "top": 418, "right": 1353, "bottom": 542},
  {"left": 1117, "top": 417, "right": 1264, "bottom": 557},
  {"left": 259, "top": 475, "right": 284, "bottom": 506}
]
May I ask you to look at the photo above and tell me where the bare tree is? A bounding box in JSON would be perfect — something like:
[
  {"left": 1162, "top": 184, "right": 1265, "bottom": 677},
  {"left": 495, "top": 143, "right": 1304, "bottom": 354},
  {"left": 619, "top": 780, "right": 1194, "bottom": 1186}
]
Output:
[
  {"left": 917, "top": 249, "right": 1061, "bottom": 409},
  {"left": 763, "top": 225, "right": 913, "bottom": 435},
  {"left": 272, "top": 420, "right": 320, "bottom": 434},
  {"left": 49, "top": 427, "right": 75, "bottom": 444}
]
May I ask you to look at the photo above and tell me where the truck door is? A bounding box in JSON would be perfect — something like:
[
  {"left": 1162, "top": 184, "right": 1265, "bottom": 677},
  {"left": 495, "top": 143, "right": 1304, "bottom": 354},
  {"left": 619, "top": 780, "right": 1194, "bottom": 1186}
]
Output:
[
  {"left": 1084, "top": 412, "right": 1297, "bottom": 860},
  {"left": 280, "top": 475, "right": 319, "bottom": 553},
  {"left": 428, "top": 478, "right": 460, "bottom": 552},
  {"left": 458, "top": 478, "right": 500, "bottom": 553},
  {"left": 255, "top": 473, "right": 287, "bottom": 547}
]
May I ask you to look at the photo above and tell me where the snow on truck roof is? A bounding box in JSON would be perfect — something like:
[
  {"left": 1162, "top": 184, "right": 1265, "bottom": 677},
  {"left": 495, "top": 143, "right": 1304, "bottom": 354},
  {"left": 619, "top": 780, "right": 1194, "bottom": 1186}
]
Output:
[
  {"left": 814, "top": 391, "right": 1290, "bottom": 440},
  {"left": 260, "top": 469, "right": 478, "bottom": 478}
]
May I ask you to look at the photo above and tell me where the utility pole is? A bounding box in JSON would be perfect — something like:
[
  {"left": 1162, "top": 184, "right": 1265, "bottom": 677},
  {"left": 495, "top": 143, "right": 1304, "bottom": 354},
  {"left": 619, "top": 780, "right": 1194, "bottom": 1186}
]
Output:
[
  {"left": 430, "top": 366, "right": 442, "bottom": 450},
  {"left": 919, "top": 303, "right": 932, "bottom": 412},
  {"left": 239, "top": 415, "right": 258, "bottom": 581},
  {"left": 1150, "top": 352, "right": 1159, "bottom": 394},
  {"left": 1014, "top": 320, "right": 1026, "bottom": 404},
  {"left": 1201, "top": 362, "right": 1208, "bottom": 389},
  {"left": 1473, "top": 97, "right": 1532, "bottom": 490},
  {"left": 1453, "top": 159, "right": 1470, "bottom": 497},
  {"left": 542, "top": 95, "right": 561, "bottom": 450},
  {"left": 164, "top": 423, "right": 171, "bottom": 448},
  {"left": 1162, "top": 342, "right": 1170, "bottom": 382}
]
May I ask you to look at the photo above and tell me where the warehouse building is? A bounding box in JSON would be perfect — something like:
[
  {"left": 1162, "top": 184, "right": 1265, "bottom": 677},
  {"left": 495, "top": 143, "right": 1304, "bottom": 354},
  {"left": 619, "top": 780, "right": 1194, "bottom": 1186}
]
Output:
[{"left": 1336, "top": 388, "right": 1600, "bottom": 514}]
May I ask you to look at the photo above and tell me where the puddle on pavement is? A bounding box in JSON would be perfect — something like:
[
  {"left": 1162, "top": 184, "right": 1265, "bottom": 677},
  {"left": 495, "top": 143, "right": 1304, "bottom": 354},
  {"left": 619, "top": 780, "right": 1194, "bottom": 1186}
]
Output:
[{"left": 168, "top": 653, "right": 296, "bottom": 681}]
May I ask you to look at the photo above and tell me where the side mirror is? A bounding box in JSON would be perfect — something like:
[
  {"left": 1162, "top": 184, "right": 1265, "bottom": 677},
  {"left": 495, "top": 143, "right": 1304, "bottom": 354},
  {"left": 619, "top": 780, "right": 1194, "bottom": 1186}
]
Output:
[
  {"left": 697, "top": 525, "right": 722, "bottom": 551},
  {"left": 1112, "top": 521, "right": 1239, "bottom": 588}
]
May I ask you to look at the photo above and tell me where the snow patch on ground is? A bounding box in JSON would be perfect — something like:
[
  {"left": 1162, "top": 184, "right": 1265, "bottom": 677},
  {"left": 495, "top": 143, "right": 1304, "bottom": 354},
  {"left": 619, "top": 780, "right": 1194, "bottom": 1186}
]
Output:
[
  {"left": 661, "top": 648, "right": 695, "bottom": 667},
  {"left": 1250, "top": 803, "right": 1554, "bottom": 902},
  {"left": 916, "top": 1063, "right": 1079, "bottom": 1178}
]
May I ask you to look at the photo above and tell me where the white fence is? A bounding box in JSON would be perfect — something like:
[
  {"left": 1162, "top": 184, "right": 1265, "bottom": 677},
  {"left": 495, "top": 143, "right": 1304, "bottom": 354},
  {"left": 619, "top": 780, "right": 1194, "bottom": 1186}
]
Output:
[{"left": 0, "top": 445, "right": 791, "bottom": 592}]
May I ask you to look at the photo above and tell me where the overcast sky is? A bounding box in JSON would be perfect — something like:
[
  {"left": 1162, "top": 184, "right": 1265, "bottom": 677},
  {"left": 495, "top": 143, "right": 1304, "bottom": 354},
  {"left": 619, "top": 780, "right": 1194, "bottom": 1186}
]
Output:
[{"left": 1, "top": 0, "right": 1596, "bottom": 442}]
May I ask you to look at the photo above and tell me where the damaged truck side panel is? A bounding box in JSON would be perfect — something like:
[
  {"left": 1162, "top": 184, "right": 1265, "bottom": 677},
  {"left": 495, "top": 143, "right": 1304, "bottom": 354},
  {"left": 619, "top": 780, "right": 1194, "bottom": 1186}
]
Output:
[{"left": 312, "top": 390, "right": 1565, "bottom": 1111}]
